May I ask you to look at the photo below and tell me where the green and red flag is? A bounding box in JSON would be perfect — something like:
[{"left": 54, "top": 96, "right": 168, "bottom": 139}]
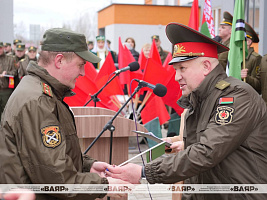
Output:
[
  {"left": 200, "top": 0, "right": 215, "bottom": 38},
  {"left": 227, "top": 0, "right": 247, "bottom": 80}
]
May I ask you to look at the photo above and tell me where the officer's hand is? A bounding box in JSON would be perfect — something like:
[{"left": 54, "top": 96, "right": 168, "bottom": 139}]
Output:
[
  {"left": 106, "top": 163, "right": 142, "bottom": 184},
  {"left": 1, "top": 189, "right": 36, "bottom": 200},
  {"left": 90, "top": 161, "right": 111, "bottom": 177},
  {"left": 241, "top": 68, "right": 248, "bottom": 78},
  {"left": 170, "top": 141, "right": 184, "bottom": 153}
]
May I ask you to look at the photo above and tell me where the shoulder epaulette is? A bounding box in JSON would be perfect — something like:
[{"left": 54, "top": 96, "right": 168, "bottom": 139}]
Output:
[
  {"left": 41, "top": 82, "right": 53, "bottom": 97},
  {"left": 252, "top": 51, "right": 261, "bottom": 57},
  {"left": 215, "top": 80, "right": 231, "bottom": 90}
]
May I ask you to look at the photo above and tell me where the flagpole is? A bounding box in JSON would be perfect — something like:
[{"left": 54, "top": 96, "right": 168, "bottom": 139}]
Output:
[{"left": 243, "top": 40, "right": 246, "bottom": 83}]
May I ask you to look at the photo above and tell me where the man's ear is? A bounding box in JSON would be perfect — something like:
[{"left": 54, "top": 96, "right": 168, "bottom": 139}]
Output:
[
  {"left": 202, "top": 59, "right": 212, "bottom": 76},
  {"left": 54, "top": 54, "right": 64, "bottom": 69}
]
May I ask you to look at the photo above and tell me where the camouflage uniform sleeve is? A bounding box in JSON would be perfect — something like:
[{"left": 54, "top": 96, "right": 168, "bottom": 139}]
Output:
[{"left": 82, "top": 154, "right": 97, "bottom": 172}]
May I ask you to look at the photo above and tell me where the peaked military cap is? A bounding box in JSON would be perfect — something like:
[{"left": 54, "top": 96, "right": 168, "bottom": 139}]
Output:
[
  {"left": 41, "top": 28, "right": 101, "bottom": 63},
  {"left": 13, "top": 39, "right": 22, "bottom": 45},
  {"left": 0, "top": 42, "right": 3, "bottom": 47},
  {"left": 28, "top": 46, "right": 37, "bottom": 52},
  {"left": 16, "top": 43, "right": 25, "bottom": 51},
  {"left": 220, "top": 12, "right": 233, "bottom": 26},
  {"left": 4, "top": 42, "right": 11, "bottom": 46},
  {"left": 96, "top": 35, "right": 105, "bottom": 41},
  {"left": 151, "top": 35, "right": 160, "bottom": 40},
  {"left": 245, "top": 23, "right": 259, "bottom": 43},
  {"left": 166, "top": 22, "right": 229, "bottom": 64}
]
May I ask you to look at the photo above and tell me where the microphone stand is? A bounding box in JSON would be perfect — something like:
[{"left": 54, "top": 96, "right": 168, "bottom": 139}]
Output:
[
  {"left": 83, "top": 84, "right": 143, "bottom": 165},
  {"left": 84, "top": 72, "right": 119, "bottom": 107}
]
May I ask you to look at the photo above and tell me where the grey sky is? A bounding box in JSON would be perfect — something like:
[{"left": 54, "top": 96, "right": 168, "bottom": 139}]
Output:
[{"left": 14, "top": 0, "right": 144, "bottom": 39}]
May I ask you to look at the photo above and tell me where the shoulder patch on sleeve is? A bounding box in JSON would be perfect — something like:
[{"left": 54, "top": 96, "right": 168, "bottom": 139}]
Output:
[
  {"left": 40, "top": 125, "right": 62, "bottom": 148},
  {"left": 215, "top": 80, "right": 231, "bottom": 90},
  {"left": 215, "top": 106, "right": 234, "bottom": 125},
  {"left": 41, "top": 82, "right": 53, "bottom": 97}
]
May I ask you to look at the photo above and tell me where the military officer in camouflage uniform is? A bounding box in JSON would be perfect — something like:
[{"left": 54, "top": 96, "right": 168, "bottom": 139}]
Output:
[
  {"left": 240, "top": 22, "right": 261, "bottom": 93},
  {"left": 218, "top": 11, "right": 232, "bottom": 70},
  {"left": 0, "top": 42, "right": 16, "bottom": 116},
  {"left": 151, "top": 35, "right": 170, "bottom": 65},
  {"left": 0, "top": 28, "right": 127, "bottom": 200},
  {"left": 107, "top": 23, "right": 267, "bottom": 200},
  {"left": 18, "top": 45, "right": 38, "bottom": 79}
]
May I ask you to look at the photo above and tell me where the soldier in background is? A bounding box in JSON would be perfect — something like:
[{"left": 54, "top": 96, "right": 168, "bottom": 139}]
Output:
[
  {"left": 18, "top": 46, "right": 38, "bottom": 79},
  {"left": 0, "top": 42, "right": 17, "bottom": 116},
  {"left": 12, "top": 39, "right": 22, "bottom": 55},
  {"left": 14, "top": 43, "right": 27, "bottom": 88},
  {"left": 151, "top": 35, "right": 169, "bottom": 64},
  {"left": 3, "top": 43, "right": 12, "bottom": 55},
  {"left": 218, "top": 11, "right": 233, "bottom": 70},
  {"left": 260, "top": 54, "right": 267, "bottom": 106},
  {"left": 240, "top": 22, "right": 261, "bottom": 93}
]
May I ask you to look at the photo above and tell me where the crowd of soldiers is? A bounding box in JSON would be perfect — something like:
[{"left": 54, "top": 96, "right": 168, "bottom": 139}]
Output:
[{"left": 0, "top": 39, "right": 37, "bottom": 115}]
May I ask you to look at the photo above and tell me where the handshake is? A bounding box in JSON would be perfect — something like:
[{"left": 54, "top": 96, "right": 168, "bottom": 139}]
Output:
[{"left": 92, "top": 137, "right": 184, "bottom": 184}]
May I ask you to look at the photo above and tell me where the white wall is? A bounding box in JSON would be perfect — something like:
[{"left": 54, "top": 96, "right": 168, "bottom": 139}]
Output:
[
  {"left": 0, "top": 0, "right": 14, "bottom": 43},
  {"left": 105, "top": 23, "right": 173, "bottom": 54}
]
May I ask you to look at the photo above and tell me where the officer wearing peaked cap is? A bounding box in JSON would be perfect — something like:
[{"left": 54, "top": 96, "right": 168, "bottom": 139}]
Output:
[
  {"left": 105, "top": 22, "right": 267, "bottom": 200},
  {"left": 218, "top": 11, "right": 233, "bottom": 70},
  {"left": 240, "top": 22, "right": 261, "bottom": 93},
  {"left": 0, "top": 28, "right": 128, "bottom": 200}
]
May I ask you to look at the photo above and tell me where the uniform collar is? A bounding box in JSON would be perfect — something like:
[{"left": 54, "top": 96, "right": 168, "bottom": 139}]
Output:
[{"left": 27, "top": 61, "right": 75, "bottom": 100}]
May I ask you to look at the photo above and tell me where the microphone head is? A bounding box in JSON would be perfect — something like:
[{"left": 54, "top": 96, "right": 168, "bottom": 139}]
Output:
[
  {"left": 128, "top": 62, "right": 140, "bottom": 72},
  {"left": 153, "top": 84, "right": 167, "bottom": 97}
]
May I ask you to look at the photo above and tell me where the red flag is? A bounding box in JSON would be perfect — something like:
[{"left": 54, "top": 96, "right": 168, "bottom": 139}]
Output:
[
  {"left": 118, "top": 37, "right": 135, "bottom": 85},
  {"left": 8, "top": 77, "right": 14, "bottom": 88},
  {"left": 149, "top": 39, "right": 162, "bottom": 65},
  {"left": 162, "top": 52, "right": 173, "bottom": 68},
  {"left": 162, "top": 72, "right": 184, "bottom": 116},
  {"left": 84, "top": 61, "right": 98, "bottom": 81},
  {"left": 143, "top": 58, "right": 172, "bottom": 86},
  {"left": 64, "top": 76, "right": 97, "bottom": 106},
  {"left": 141, "top": 96, "right": 170, "bottom": 125},
  {"left": 188, "top": 0, "right": 199, "bottom": 31},
  {"left": 138, "top": 49, "right": 148, "bottom": 71},
  {"left": 95, "top": 52, "right": 124, "bottom": 96}
]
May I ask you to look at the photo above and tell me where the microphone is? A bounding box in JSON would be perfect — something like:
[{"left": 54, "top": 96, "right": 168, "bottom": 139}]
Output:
[
  {"left": 114, "top": 62, "right": 140, "bottom": 74},
  {"left": 134, "top": 79, "right": 167, "bottom": 97}
]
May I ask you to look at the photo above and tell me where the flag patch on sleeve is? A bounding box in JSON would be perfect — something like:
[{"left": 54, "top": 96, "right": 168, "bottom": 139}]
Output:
[{"left": 219, "top": 97, "right": 234, "bottom": 104}]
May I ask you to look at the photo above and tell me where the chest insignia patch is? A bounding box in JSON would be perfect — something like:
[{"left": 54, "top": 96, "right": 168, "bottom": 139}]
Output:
[
  {"left": 215, "top": 106, "right": 234, "bottom": 125},
  {"left": 40, "top": 126, "right": 62, "bottom": 148}
]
